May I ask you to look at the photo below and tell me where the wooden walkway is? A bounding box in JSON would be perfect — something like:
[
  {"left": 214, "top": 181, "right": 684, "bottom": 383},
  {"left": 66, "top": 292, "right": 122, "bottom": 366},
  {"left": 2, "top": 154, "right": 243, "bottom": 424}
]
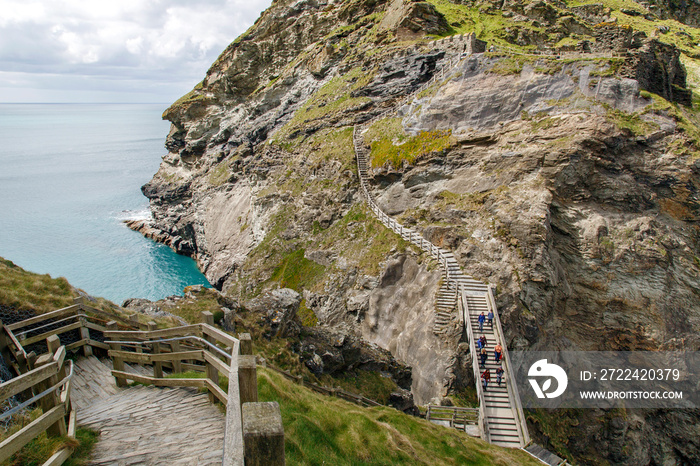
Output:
[{"left": 72, "top": 357, "right": 225, "bottom": 465}]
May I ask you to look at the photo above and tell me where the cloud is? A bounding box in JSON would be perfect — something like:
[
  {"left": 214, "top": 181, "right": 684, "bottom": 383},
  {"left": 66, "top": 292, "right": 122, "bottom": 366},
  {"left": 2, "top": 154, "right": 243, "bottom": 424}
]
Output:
[{"left": 0, "top": 0, "right": 272, "bottom": 102}]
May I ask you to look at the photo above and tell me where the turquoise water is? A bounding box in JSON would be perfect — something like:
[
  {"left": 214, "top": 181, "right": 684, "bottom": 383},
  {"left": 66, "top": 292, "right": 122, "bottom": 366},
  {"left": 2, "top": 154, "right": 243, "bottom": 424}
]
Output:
[{"left": 0, "top": 103, "right": 210, "bottom": 304}]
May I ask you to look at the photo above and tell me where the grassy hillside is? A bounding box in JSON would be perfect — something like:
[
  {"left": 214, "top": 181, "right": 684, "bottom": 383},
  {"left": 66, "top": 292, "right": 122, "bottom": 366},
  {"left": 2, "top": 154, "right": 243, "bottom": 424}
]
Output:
[
  {"left": 0, "top": 257, "right": 116, "bottom": 316},
  {"left": 257, "top": 367, "right": 539, "bottom": 465}
]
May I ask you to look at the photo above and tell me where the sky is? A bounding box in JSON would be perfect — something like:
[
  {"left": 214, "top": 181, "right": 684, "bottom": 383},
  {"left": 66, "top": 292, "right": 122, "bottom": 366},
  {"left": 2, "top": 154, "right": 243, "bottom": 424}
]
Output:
[{"left": 0, "top": 0, "right": 272, "bottom": 103}]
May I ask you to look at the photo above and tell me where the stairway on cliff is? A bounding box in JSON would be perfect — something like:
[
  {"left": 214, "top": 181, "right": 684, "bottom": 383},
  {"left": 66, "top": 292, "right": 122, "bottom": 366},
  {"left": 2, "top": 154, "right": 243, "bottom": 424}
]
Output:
[
  {"left": 433, "top": 280, "right": 458, "bottom": 335},
  {"left": 353, "top": 116, "right": 528, "bottom": 448}
]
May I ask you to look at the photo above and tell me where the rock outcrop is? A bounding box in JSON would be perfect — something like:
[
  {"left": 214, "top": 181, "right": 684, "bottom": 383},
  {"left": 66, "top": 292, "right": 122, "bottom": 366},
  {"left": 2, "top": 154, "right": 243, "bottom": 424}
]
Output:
[{"left": 134, "top": 0, "right": 700, "bottom": 462}]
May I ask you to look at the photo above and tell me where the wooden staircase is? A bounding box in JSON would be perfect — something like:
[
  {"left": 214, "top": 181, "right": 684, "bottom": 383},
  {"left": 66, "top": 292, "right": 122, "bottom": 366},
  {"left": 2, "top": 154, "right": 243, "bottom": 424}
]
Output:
[
  {"left": 433, "top": 280, "right": 458, "bottom": 335},
  {"left": 353, "top": 123, "right": 530, "bottom": 449}
]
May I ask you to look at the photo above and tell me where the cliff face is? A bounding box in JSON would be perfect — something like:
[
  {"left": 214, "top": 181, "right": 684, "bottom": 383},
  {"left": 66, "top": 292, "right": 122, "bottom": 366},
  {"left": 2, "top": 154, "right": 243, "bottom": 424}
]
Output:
[{"left": 135, "top": 0, "right": 700, "bottom": 463}]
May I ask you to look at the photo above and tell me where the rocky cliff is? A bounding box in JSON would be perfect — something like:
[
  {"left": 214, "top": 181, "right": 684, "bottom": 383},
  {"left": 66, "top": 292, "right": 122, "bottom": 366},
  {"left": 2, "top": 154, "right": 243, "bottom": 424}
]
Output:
[{"left": 132, "top": 0, "right": 700, "bottom": 463}]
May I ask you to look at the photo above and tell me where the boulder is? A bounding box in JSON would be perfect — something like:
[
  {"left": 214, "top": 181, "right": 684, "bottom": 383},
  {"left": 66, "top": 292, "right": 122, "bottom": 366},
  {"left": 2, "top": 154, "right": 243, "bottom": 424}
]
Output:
[{"left": 245, "top": 288, "right": 302, "bottom": 338}]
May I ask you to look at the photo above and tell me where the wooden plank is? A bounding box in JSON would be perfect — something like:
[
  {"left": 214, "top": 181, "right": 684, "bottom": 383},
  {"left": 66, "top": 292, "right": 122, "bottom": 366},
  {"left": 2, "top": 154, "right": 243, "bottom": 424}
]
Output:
[
  {"left": 181, "top": 363, "right": 206, "bottom": 373},
  {"left": 203, "top": 350, "right": 230, "bottom": 375},
  {"left": 52, "top": 346, "right": 66, "bottom": 368},
  {"left": 78, "top": 317, "right": 92, "bottom": 357},
  {"left": 86, "top": 339, "right": 109, "bottom": 350},
  {"left": 109, "top": 370, "right": 207, "bottom": 388},
  {"left": 4, "top": 328, "right": 27, "bottom": 359},
  {"left": 65, "top": 339, "right": 88, "bottom": 351},
  {"left": 41, "top": 446, "right": 73, "bottom": 466},
  {"left": 205, "top": 378, "right": 228, "bottom": 405},
  {"left": 107, "top": 350, "right": 204, "bottom": 364},
  {"left": 80, "top": 304, "right": 134, "bottom": 327},
  {"left": 104, "top": 324, "right": 202, "bottom": 340},
  {"left": 60, "top": 377, "right": 71, "bottom": 404},
  {"left": 0, "top": 404, "right": 66, "bottom": 463},
  {"left": 223, "top": 342, "right": 244, "bottom": 466},
  {"left": 106, "top": 322, "right": 126, "bottom": 388},
  {"left": 201, "top": 324, "right": 238, "bottom": 349},
  {"left": 84, "top": 321, "right": 107, "bottom": 333},
  {"left": 6, "top": 305, "right": 79, "bottom": 331},
  {"left": 0, "top": 361, "right": 58, "bottom": 401},
  {"left": 20, "top": 321, "right": 82, "bottom": 347},
  {"left": 67, "top": 409, "right": 77, "bottom": 438}
]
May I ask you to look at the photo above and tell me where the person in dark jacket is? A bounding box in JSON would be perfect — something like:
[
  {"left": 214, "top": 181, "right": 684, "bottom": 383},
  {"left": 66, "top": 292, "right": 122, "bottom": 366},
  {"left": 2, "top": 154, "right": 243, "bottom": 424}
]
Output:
[
  {"left": 478, "top": 312, "right": 486, "bottom": 331},
  {"left": 480, "top": 347, "right": 488, "bottom": 368},
  {"left": 496, "top": 365, "right": 504, "bottom": 386},
  {"left": 481, "top": 369, "right": 491, "bottom": 391}
]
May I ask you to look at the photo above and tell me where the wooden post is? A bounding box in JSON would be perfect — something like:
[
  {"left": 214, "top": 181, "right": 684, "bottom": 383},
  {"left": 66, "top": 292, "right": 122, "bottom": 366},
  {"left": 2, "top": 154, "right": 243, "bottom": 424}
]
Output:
[
  {"left": 107, "top": 321, "right": 126, "bottom": 387},
  {"left": 171, "top": 339, "right": 182, "bottom": 374},
  {"left": 201, "top": 311, "right": 215, "bottom": 328},
  {"left": 239, "top": 333, "right": 252, "bottom": 356},
  {"left": 130, "top": 315, "right": 143, "bottom": 365},
  {"left": 148, "top": 322, "right": 163, "bottom": 379},
  {"left": 26, "top": 351, "right": 37, "bottom": 371},
  {"left": 78, "top": 316, "right": 93, "bottom": 357},
  {"left": 41, "top": 335, "right": 67, "bottom": 437},
  {"left": 0, "top": 323, "right": 13, "bottom": 367},
  {"left": 242, "top": 402, "right": 285, "bottom": 465},
  {"left": 238, "top": 355, "right": 258, "bottom": 405},
  {"left": 202, "top": 311, "right": 216, "bottom": 392}
]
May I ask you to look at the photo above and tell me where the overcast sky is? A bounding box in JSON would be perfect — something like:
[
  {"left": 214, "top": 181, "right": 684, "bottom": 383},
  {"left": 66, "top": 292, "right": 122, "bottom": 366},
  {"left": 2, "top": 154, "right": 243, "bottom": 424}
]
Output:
[{"left": 0, "top": 0, "right": 272, "bottom": 103}]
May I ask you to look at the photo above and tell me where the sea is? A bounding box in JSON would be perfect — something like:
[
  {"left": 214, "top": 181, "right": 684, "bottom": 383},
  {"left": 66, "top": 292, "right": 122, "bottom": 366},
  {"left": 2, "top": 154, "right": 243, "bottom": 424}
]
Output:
[{"left": 0, "top": 103, "right": 211, "bottom": 304}]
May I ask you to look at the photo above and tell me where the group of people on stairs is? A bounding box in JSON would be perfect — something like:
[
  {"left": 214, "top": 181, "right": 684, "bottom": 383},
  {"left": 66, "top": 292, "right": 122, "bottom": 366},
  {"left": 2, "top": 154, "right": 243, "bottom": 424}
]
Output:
[{"left": 477, "top": 311, "right": 504, "bottom": 392}]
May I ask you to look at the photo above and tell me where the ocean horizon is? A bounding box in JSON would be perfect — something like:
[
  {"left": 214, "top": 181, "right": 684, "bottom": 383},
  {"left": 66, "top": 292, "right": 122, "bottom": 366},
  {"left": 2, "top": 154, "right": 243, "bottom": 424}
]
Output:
[{"left": 0, "top": 103, "right": 211, "bottom": 304}]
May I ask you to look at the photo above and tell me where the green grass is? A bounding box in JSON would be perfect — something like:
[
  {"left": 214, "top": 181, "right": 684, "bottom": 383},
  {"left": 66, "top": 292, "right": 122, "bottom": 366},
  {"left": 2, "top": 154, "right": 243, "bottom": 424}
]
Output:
[
  {"left": 426, "top": 0, "right": 543, "bottom": 51},
  {"left": 0, "top": 257, "right": 118, "bottom": 316},
  {"left": 268, "top": 249, "right": 326, "bottom": 293},
  {"left": 0, "top": 258, "right": 74, "bottom": 313},
  {"left": 273, "top": 67, "right": 374, "bottom": 142},
  {"left": 208, "top": 160, "right": 233, "bottom": 186},
  {"left": 370, "top": 130, "right": 454, "bottom": 169},
  {"left": 604, "top": 104, "right": 656, "bottom": 136},
  {"left": 318, "top": 370, "right": 398, "bottom": 405},
  {"left": 298, "top": 299, "right": 318, "bottom": 327},
  {"left": 257, "top": 367, "right": 542, "bottom": 465},
  {"left": 0, "top": 408, "right": 98, "bottom": 466},
  {"left": 160, "top": 286, "right": 226, "bottom": 324}
]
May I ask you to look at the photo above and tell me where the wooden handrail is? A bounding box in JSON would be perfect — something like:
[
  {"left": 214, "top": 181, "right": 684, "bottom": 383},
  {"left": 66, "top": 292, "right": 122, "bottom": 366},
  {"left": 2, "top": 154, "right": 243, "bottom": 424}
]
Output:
[
  {"left": 104, "top": 324, "right": 203, "bottom": 340},
  {"left": 487, "top": 286, "right": 530, "bottom": 446},
  {"left": 0, "top": 360, "right": 59, "bottom": 402},
  {"left": 6, "top": 305, "right": 80, "bottom": 331},
  {"left": 0, "top": 337, "right": 73, "bottom": 464},
  {"left": 461, "top": 290, "right": 489, "bottom": 442}
]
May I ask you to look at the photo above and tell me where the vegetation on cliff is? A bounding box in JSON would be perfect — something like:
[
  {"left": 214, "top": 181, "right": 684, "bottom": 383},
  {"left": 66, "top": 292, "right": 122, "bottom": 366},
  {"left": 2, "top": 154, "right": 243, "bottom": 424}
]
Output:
[
  {"left": 133, "top": 0, "right": 700, "bottom": 462},
  {"left": 257, "top": 367, "right": 541, "bottom": 465}
]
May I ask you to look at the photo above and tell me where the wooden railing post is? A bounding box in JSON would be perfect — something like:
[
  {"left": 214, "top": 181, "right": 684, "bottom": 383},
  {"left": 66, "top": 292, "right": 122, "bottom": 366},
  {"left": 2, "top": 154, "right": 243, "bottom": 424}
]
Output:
[
  {"left": 239, "top": 333, "right": 252, "bottom": 356},
  {"left": 171, "top": 338, "right": 182, "bottom": 374},
  {"left": 75, "top": 297, "right": 92, "bottom": 357},
  {"left": 129, "top": 315, "right": 144, "bottom": 366},
  {"left": 148, "top": 322, "right": 163, "bottom": 379},
  {"left": 201, "top": 312, "right": 219, "bottom": 403},
  {"left": 243, "top": 402, "right": 285, "bottom": 465},
  {"left": 107, "top": 321, "right": 126, "bottom": 387},
  {"left": 238, "top": 355, "right": 258, "bottom": 405},
  {"left": 35, "top": 335, "right": 67, "bottom": 437},
  {"left": 0, "top": 322, "right": 11, "bottom": 364},
  {"left": 78, "top": 315, "right": 93, "bottom": 357}
]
